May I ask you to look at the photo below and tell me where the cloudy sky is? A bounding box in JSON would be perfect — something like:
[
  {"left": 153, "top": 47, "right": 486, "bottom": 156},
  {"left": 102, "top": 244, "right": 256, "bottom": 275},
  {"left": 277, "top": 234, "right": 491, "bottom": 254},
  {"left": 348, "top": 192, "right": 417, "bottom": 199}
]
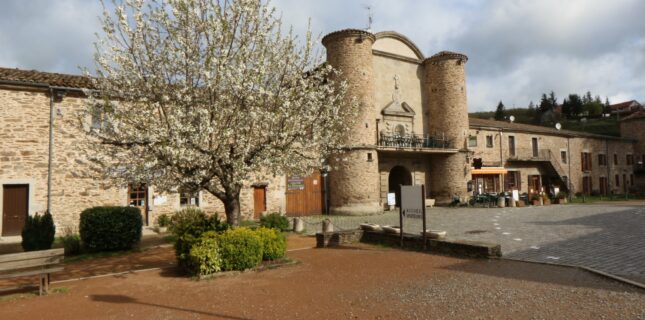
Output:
[{"left": 1, "top": 0, "right": 643, "bottom": 111}]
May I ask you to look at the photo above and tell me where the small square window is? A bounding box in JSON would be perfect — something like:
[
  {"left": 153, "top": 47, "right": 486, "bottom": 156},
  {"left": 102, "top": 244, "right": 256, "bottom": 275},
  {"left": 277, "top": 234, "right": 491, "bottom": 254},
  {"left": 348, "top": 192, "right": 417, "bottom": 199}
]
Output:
[
  {"left": 367, "top": 152, "right": 373, "bottom": 162},
  {"left": 180, "top": 190, "right": 200, "bottom": 207},
  {"left": 468, "top": 136, "right": 477, "bottom": 148},
  {"left": 485, "top": 135, "right": 493, "bottom": 148}
]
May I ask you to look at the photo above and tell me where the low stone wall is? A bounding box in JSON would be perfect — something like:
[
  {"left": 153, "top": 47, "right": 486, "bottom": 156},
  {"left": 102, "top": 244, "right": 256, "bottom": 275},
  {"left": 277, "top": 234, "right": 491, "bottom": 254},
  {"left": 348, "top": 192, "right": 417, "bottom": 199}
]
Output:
[{"left": 316, "top": 229, "right": 502, "bottom": 259}]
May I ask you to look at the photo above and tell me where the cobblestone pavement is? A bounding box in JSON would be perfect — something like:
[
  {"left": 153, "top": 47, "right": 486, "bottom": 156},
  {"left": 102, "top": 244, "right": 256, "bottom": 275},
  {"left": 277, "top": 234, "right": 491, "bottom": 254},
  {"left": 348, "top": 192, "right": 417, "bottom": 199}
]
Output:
[{"left": 300, "top": 204, "right": 645, "bottom": 283}]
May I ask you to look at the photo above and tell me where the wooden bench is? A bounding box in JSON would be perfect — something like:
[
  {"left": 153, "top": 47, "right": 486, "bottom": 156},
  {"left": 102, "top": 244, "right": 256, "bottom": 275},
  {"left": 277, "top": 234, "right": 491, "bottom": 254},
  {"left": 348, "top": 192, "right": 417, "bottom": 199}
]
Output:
[{"left": 0, "top": 248, "right": 65, "bottom": 295}]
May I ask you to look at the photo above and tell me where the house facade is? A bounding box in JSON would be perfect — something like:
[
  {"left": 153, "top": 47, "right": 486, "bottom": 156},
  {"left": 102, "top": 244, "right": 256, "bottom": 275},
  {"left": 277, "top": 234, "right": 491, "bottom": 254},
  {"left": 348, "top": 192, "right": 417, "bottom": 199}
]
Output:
[{"left": 0, "top": 28, "right": 642, "bottom": 238}]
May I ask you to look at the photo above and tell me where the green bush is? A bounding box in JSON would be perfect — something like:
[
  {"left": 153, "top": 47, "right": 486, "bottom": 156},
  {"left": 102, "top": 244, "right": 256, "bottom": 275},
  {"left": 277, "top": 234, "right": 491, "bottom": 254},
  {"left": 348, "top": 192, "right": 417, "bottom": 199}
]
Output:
[
  {"left": 21, "top": 211, "right": 56, "bottom": 251},
  {"left": 217, "top": 228, "right": 263, "bottom": 271},
  {"left": 60, "top": 233, "right": 82, "bottom": 256},
  {"left": 259, "top": 213, "right": 290, "bottom": 231},
  {"left": 157, "top": 213, "right": 171, "bottom": 227},
  {"left": 255, "top": 227, "right": 286, "bottom": 260},
  {"left": 169, "top": 208, "right": 228, "bottom": 271},
  {"left": 79, "top": 206, "right": 142, "bottom": 252},
  {"left": 188, "top": 231, "right": 222, "bottom": 276}
]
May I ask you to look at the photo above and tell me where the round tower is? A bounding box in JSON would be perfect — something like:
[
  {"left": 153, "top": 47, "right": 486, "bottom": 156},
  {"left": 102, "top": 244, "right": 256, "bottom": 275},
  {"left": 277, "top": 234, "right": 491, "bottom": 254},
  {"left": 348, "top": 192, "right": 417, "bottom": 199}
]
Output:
[
  {"left": 423, "top": 51, "right": 470, "bottom": 203},
  {"left": 322, "top": 29, "right": 382, "bottom": 215}
]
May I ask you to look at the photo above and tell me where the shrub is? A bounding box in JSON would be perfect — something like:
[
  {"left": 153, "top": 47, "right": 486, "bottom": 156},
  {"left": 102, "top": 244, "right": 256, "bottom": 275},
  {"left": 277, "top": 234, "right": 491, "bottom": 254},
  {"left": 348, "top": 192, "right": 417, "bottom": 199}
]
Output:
[
  {"left": 188, "top": 231, "right": 222, "bottom": 276},
  {"left": 217, "top": 228, "right": 263, "bottom": 271},
  {"left": 157, "top": 213, "right": 171, "bottom": 227},
  {"left": 79, "top": 206, "right": 142, "bottom": 252},
  {"left": 169, "top": 208, "right": 228, "bottom": 271},
  {"left": 556, "top": 192, "right": 567, "bottom": 199},
  {"left": 255, "top": 227, "right": 286, "bottom": 260},
  {"left": 21, "top": 211, "right": 56, "bottom": 251},
  {"left": 259, "top": 213, "right": 289, "bottom": 231},
  {"left": 590, "top": 190, "right": 601, "bottom": 197}
]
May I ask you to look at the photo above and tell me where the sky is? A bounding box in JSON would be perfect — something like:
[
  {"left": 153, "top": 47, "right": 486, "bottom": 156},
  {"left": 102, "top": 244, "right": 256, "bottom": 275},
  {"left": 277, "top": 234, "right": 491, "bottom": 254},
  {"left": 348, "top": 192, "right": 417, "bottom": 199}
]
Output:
[{"left": 1, "top": 0, "right": 643, "bottom": 112}]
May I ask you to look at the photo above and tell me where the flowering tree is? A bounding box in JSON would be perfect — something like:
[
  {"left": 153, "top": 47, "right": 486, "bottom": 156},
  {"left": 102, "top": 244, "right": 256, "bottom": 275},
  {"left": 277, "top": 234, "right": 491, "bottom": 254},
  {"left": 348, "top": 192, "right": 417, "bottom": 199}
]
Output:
[{"left": 81, "top": 0, "right": 357, "bottom": 225}]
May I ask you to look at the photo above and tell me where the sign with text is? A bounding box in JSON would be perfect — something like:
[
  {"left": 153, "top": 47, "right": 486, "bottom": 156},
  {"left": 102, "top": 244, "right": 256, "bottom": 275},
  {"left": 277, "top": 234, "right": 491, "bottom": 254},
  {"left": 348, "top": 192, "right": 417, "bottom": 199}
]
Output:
[
  {"left": 387, "top": 193, "right": 396, "bottom": 206},
  {"left": 401, "top": 185, "right": 423, "bottom": 219},
  {"left": 287, "top": 176, "right": 305, "bottom": 190}
]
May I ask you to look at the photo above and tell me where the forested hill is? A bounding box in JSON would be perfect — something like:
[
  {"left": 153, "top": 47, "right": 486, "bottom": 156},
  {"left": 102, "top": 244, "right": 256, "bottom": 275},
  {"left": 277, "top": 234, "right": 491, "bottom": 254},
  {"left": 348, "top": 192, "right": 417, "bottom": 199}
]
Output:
[{"left": 469, "top": 108, "right": 621, "bottom": 137}]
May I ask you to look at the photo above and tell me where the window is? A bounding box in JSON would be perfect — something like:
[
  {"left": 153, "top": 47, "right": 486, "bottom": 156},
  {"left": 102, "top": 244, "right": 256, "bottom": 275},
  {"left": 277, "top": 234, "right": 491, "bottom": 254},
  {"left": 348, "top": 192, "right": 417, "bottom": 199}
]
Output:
[
  {"left": 468, "top": 136, "right": 478, "bottom": 148},
  {"left": 180, "top": 189, "right": 200, "bottom": 207},
  {"left": 581, "top": 152, "right": 592, "bottom": 172},
  {"left": 598, "top": 154, "right": 607, "bottom": 166},
  {"left": 614, "top": 153, "right": 618, "bottom": 165},
  {"left": 615, "top": 174, "right": 620, "bottom": 187},
  {"left": 627, "top": 154, "right": 634, "bottom": 165},
  {"left": 90, "top": 104, "right": 111, "bottom": 131},
  {"left": 486, "top": 135, "right": 493, "bottom": 148},
  {"left": 561, "top": 151, "right": 567, "bottom": 164},
  {"left": 582, "top": 176, "right": 592, "bottom": 195},
  {"left": 367, "top": 152, "right": 373, "bottom": 161},
  {"left": 508, "top": 136, "right": 516, "bottom": 156},
  {"left": 531, "top": 138, "right": 539, "bottom": 157}
]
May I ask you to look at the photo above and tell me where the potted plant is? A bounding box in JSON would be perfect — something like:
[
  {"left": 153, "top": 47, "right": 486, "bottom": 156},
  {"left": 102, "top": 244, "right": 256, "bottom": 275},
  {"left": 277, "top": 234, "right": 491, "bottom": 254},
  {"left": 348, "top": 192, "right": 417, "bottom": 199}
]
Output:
[
  {"left": 555, "top": 192, "right": 568, "bottom": 204},
  {"left": 530, "top": 194, "right": 541, "bottom": 206},
  {"left": 156, "top": 213, "right": 170, "bottom": 233},
  {"left": 542, "top": 194, "right": 551, "bottom": 205}
]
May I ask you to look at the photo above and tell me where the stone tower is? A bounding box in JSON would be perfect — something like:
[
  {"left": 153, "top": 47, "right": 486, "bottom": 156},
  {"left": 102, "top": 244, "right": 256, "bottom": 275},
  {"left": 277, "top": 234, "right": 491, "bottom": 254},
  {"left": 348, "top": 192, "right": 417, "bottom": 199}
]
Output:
[
  {"left": 322, "top": 29, "right": 382, "bottom": 215},
  {"left": 423, "top": 51, "right": 470, "bottom": 203}
]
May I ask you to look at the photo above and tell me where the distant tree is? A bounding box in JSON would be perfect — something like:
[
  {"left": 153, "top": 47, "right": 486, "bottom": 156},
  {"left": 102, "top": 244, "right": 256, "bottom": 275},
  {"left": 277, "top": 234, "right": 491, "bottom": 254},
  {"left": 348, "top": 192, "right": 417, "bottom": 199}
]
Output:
[
  {"left": 562, "top": 94, "right": 583, "bottom": 118},
  {"left": 603, "top": 97, "right": 611, "bottom": 115},
  {"left": 527, "top": 101, "right": 537, "bottom": 123},
  {"left": 582, "top": 94, "right": 603, "bottom": 117},
  {"left": 494, "top": 101, "right": 506, "bottom": 120}
]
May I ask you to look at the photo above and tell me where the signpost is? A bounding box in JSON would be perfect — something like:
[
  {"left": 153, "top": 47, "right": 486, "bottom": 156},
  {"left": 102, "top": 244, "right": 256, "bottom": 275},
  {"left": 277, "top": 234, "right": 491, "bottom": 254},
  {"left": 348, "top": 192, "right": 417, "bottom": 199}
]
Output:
[{"left": 399, "top": 184, "right": 427, "bottom": 249}]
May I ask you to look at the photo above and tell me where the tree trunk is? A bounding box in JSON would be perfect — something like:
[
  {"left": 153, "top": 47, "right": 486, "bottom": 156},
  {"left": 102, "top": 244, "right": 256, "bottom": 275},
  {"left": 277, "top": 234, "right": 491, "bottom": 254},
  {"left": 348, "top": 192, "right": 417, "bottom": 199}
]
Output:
[{"left": 223, "top": 192, "right": 241, "bottom": 226}]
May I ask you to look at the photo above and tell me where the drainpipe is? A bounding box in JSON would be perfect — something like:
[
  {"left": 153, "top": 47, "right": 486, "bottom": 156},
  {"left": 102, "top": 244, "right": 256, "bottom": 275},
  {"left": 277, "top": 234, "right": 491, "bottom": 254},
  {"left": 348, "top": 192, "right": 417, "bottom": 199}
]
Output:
[
  {"left": 567, "top": 137, "right": 572, "bottom": 201},
  {"left": 47, "top": 88, "right": 55, "bottom": 213},
  {"left": 606, "top": 139, "right": 610, "bottom": 195}
]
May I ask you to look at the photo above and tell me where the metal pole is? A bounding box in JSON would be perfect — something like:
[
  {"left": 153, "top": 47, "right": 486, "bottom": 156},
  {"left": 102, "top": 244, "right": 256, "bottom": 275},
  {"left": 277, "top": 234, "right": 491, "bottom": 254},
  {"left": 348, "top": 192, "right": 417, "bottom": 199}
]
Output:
[
  {"left": 399, "top": 184, "right": 403, "bottom": 248},
  {"left": 422, "top": 184, "right": 427, "bottom": 251},
  {"left": 46, "top": 88, "right": 55, "bottom": 213}
]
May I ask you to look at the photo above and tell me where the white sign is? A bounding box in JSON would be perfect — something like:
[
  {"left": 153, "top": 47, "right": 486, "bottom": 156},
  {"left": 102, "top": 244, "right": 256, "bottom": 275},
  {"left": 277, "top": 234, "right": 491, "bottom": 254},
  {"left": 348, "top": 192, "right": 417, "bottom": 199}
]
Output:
[
  {"left": 512, "top": 190, "right": 519, "bottom": 201},
  {"left": 153, "top": 196, "right": 167, "bottom": 205},
  {"left": 387, "top": 193, "right": 396, "bottom": 206},
  {"left": 401, "top": 185, "right": 423, "bottom": 219}
]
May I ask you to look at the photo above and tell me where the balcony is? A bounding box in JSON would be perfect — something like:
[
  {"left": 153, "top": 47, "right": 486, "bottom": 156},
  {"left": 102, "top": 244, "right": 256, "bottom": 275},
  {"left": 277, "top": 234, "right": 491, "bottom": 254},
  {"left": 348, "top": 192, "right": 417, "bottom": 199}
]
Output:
[{"left": 377, "top": 133, "right": 457, "bottom": 154}]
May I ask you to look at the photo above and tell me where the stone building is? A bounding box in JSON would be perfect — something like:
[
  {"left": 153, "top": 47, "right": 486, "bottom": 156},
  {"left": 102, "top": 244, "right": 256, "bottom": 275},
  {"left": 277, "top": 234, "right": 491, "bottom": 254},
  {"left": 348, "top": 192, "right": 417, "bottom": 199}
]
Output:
[{"left": 0, "top": 28, "right": 641, "bottom": 238}]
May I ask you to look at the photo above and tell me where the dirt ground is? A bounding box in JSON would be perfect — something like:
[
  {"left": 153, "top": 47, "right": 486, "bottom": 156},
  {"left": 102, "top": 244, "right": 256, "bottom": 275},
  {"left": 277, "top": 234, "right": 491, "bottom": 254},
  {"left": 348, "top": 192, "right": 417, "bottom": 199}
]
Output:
[{"left": 1, "top": 236, "right": 643, "bottom": 320}]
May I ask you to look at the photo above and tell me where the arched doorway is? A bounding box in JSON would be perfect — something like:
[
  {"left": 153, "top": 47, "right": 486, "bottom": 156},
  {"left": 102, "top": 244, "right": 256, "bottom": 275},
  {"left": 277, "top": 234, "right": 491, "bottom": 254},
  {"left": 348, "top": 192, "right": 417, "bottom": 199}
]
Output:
[{"left": 388, "top": 166, "right": 412, "bottom": 207}]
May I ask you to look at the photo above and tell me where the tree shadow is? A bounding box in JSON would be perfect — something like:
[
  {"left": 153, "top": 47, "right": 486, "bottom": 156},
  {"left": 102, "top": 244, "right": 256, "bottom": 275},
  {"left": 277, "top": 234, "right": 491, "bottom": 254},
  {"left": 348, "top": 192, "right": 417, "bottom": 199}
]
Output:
[{"left": 91, "top": 294, "right": 252, "bottom": 320}]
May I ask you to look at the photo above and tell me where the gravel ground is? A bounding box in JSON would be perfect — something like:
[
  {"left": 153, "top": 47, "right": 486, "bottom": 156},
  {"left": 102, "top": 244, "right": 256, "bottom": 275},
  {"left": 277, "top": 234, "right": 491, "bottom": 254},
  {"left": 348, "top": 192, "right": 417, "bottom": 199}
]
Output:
[{"left": 1, "top": 239, "right": 643, "bottom": 320}]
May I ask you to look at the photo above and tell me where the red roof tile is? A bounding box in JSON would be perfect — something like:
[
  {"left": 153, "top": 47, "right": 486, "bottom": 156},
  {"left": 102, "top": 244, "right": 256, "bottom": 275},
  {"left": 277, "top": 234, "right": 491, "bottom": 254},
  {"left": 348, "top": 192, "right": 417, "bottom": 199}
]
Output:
[{"left": 0, "top": 67, "right": 93, "bottom": 89}]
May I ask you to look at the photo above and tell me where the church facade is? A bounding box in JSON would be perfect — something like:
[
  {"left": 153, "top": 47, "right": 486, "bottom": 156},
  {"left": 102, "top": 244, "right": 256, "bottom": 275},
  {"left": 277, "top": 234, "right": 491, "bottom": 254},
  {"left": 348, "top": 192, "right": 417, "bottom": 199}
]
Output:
[{"left": 0, "top": 29, "right": 642, "bottom": 237}]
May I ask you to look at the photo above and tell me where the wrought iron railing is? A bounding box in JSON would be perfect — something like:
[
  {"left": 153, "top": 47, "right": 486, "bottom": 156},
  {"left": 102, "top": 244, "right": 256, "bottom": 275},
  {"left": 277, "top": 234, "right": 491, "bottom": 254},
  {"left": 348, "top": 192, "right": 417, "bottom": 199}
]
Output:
[{"left": 378, "top": 133, "right": 453, "bottom": 149}]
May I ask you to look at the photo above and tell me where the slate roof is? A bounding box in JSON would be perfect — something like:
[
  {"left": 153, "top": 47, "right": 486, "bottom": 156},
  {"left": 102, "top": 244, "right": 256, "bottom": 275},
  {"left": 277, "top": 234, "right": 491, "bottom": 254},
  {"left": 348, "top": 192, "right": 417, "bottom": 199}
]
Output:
[
  {"left": 621, "top": 110, "right": 645, "bottom": 122},
  {"left": 0, "top": 67, "right": 93, "bottom": 89}
]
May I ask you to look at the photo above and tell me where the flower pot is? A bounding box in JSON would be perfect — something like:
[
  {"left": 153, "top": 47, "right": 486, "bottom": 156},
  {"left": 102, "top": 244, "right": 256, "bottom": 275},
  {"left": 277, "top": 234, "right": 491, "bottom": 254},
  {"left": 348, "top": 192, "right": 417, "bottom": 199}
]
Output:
[{"left": 532, "top": 200, "right": 541, "bottom": 206}]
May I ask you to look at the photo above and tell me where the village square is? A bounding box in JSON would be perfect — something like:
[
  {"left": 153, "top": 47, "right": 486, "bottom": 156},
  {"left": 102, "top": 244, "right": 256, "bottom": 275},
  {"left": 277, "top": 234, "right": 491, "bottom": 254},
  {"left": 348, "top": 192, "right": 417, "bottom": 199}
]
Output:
[{"left": 0, "top": 0, "right": 643, "bottom": 319}]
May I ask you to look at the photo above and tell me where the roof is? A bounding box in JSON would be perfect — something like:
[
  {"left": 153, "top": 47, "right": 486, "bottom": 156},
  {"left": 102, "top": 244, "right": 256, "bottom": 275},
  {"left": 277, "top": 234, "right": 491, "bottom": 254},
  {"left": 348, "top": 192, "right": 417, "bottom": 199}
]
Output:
[
  {"left": 609, "top": 100, "right": 641, "bottom": 111},
  {"left": 621, "top": 110, "right": 645, "bottom": 122},
  {"left": 469, "top": 117, "right": 630, "bottom": 141},
  {"left": 424, "top": 51, "right": 468, "bottom": 63},
  {"left": 0, "top": 67, "right": 93, "bottom": 89}
]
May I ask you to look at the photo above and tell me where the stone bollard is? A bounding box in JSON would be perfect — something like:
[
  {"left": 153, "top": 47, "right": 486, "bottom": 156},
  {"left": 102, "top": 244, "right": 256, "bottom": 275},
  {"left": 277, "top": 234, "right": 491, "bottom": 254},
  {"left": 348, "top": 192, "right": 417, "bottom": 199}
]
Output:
[
  {"left": 497, "top": 197, "right": 506, "bottom": 208},
  {"left": 510, "top": 198, "right": 516, "bottom": 207},
  {"left": 293, "top": 217, "right": 304, "bottom": 233},
  {"left": 322, "top": 219, "right": 333, "bottom": 233}
]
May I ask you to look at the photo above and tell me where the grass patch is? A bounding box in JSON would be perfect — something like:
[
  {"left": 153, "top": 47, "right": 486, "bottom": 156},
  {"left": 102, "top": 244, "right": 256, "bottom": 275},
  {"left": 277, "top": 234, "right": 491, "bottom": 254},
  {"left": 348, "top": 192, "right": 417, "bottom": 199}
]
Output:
[{"left": 0, "top": 287, "right": 70, "bottom": 302}]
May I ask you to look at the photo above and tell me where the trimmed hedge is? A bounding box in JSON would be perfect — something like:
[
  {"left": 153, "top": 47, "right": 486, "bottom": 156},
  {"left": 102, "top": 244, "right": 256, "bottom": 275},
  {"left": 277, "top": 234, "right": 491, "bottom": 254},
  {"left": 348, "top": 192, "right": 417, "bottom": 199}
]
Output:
[
  {"left": 188, "top": 231, "right": 222, "bottom": 276},
  {"left": 255, "top": 227, "right": 286, "bottom": 260},
  {"left": 79, "top": 206, "right": 142, "bottom": 252},
  {"left": 169, "top": 208, "right": 228, "bottom": 271},
  {"left": 217, "top": 228, "right": 263, "bottom": 271},
  {"left": 21, "top": 212, "right": 56, "bottom": 251},
  {"left": 259, "top": 213, "right": 290, "bottom": 231}
]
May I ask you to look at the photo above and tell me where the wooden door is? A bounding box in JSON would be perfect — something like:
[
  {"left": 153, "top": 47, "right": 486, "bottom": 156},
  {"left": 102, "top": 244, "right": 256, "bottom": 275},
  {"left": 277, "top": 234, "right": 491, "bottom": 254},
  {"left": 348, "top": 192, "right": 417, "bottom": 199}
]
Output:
[
  {"left": 529, "top": 175, "right": 541, "bottom": 194},
  {"left": 253, "top": 186, "right": 267, "bottom": 219},
  {"left": 285, "top": 171, "right": 324, "bottom": 217},
  {"left": 2, "top": 185, "right": 29, "bottom": 236},
  {"left": 128, "top": 184, "right": 148, "bottom": 225}
]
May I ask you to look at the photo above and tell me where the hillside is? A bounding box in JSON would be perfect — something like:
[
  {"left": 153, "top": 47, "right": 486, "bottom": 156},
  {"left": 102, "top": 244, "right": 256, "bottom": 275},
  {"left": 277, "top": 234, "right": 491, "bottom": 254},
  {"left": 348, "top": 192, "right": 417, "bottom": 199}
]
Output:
[{"left": 469, "top": 108, "right": 621, "bottom": 137}]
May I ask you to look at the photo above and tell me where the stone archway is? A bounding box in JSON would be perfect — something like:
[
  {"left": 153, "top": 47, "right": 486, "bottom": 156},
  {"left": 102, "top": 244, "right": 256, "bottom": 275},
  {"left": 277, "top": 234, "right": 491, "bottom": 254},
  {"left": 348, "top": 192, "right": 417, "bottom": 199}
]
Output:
[{"left": 388, "top": 165, "right": 412, "bottom": 207}]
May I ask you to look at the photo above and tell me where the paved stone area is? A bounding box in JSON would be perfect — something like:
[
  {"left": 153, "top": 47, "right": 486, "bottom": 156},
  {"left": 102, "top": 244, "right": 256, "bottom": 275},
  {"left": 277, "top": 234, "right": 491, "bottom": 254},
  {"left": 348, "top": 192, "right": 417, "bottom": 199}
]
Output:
[{"left": 300, "top": 204, "right": 645, "bottom": 283}]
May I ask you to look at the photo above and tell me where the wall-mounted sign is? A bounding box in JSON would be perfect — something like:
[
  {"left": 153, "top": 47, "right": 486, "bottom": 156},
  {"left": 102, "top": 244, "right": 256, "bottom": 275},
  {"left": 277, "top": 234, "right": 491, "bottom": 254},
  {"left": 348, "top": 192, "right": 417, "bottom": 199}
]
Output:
[{"left": 287, "top": 176, "right": 305, "bottom": 190}]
